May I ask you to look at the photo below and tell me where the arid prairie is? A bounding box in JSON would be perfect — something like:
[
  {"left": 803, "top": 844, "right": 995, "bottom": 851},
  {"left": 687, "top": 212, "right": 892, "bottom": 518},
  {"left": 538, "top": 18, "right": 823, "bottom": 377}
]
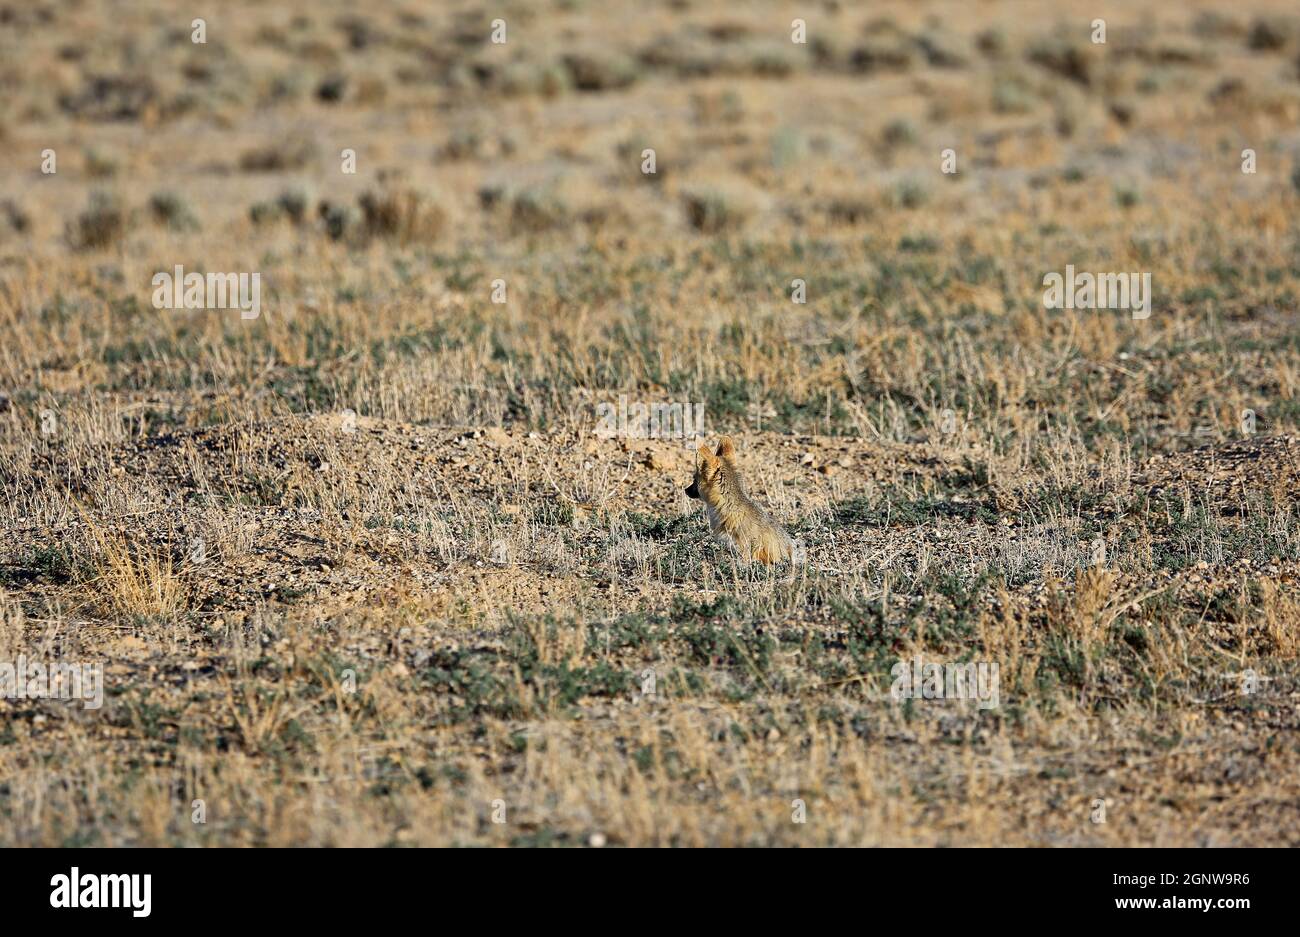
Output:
[{"left": 2, "top": 0, "right": 1299, "bottom": 846}]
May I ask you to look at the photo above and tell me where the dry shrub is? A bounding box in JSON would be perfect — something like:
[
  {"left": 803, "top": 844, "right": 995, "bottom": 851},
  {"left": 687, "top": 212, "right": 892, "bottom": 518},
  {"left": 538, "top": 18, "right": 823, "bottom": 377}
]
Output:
[
  {"left": 239, "top": 134, "right": 318, "bottom": 172},
  {"left": 359, "top": 187, "right": 445, "bottom": 245},
  {"left": 59, "top": 73, "right": 157, "bottom": 121},
  {"left": 562, "top": 49, "right": 640, "bottom": 91},
  {"left": 79, "top": 520, "right": 184, "bottom": 619},
  {"left": 0, "top": 199, "right": 30, "bottom": 236},
  {"left": 147, "top": 191, "right": 199, "bottom": 231},
  {"left": 509, "top": 184, "right": 570, "bottom": 232},
  {"left": 976, "top": 588, "right": 1040, "bottom": 696},
  {"left": 681, "top": 182, "right": 761, "bottom": 233},
  {"left": 1258, "top": 578, "right": 1300, "bottom": 657},
  {"left": 0, "top": 589, "right": 25, "bottom": 660},
  {"left": 67, "top": 192, "right": 126, "bottom": 251}
]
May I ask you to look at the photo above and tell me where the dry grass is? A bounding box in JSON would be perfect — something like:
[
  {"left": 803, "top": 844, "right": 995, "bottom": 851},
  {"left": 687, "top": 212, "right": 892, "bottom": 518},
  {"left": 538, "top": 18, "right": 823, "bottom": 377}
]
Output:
[
  {"left": 1, "top": 0, "right": 1300, "bottom": 847},
  {"left": 78, "top": 512, "right": 186, "bottom": 620}
]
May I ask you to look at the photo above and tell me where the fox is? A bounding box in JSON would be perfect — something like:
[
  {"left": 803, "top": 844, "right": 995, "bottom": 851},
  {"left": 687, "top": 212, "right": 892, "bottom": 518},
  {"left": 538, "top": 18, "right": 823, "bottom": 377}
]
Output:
[{"left": 684, "top": 436, "right": 794, "bottom": 564}]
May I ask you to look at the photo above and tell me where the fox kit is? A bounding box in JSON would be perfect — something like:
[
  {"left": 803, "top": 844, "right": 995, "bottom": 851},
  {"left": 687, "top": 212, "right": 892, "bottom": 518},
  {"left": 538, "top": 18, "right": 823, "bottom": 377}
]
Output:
[{"left": 684, "top": 437, "right": 793, "bottom": 564}]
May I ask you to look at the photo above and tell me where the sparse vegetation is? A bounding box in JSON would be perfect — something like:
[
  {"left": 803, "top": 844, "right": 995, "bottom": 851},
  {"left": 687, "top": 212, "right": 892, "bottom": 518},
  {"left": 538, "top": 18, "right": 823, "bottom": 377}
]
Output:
[
  {"left": 1, "top": 0, "right": 1299, "bottom": 849},
  {"left": 67, "top": 191, "right": 126, "bottom": 250}
]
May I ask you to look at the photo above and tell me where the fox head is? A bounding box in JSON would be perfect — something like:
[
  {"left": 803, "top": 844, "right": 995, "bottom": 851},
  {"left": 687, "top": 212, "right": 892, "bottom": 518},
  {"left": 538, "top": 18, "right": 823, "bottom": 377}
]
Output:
[{"left": 685, "top": 437, "right": 739, "bottom": 503}]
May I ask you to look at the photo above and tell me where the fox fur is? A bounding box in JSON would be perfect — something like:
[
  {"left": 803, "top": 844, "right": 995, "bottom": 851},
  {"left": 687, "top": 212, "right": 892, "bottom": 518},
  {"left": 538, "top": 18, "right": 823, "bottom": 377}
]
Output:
[{"left": 684, "top": 436, "right": 793, "bottom": 564}]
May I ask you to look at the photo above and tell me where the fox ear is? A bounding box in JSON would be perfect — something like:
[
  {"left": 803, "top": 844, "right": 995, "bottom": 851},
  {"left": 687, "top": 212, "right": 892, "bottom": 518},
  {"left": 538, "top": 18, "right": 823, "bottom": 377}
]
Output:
[
  {"left": 697, "top": 446, "right": 719, "bottom": 469},
  {"left": 716, "top": 436, "right": 736, "bottom": 460}
]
